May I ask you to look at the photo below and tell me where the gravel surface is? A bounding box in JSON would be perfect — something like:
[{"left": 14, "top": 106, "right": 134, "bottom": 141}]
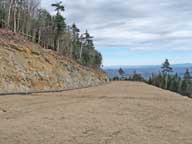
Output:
[{"left": 0, "top": 81, "right": 191, "bottom": 144}]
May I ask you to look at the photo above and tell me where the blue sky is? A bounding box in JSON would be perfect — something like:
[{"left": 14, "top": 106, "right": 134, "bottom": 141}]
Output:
[{"left": 41, "top": 0, "right": 192, "bottom": 66}]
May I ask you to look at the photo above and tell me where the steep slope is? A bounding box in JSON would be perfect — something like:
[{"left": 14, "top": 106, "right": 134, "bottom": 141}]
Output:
[{"left": 0, "top": 29, "right": 108, "bottom": 93}]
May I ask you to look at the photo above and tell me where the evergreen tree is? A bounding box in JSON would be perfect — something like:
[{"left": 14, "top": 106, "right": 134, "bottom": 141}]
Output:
[
  {"left": 148, "top": 66, "right": 191, "bottom": 96},
  {"left": 118, "top": 68, "right": 125, "bottom": 78},
  {"left": 85, "top": 30, "right": 94, "bottom": 50},
  {"left": 94, "top": 52, "right": 102, "bottom": 68},
  {"left": 180, "top": 69, "right": 191, "bottom": 96},
  {"left": 180, "top": 80, "right": 189, "bottom": 96},
  {"left": 161, "top": 59, "right": 173, "bottom": 89},
  {"left": 161, "top": 59, "right": 173, "bottom": 73},
  {"left": 71, "top": 24, "right": 80, "bottom": 46},
  {"left": 69, "top": 24, "right": 80, "bottom": 59},
  {"left": 51, "top": 1, "right": 64, "bottom": 14},
  {"left": 170, "top": 73, "right": 180, "bottom": 92},
  {"left": 148, "top": 76, "right": 152, "bottom": 85},
  {"left": 130, "top": 71, "right": 145, "bottom": 82},
  {"left": 184, "top": 69, "right": 191, "bottom": 81},
  {"left": 52, "top": 1, "right": 66, "bottom": 51},
  {"left": 0, "top": 0, "right": 103, "bottom": 68}
]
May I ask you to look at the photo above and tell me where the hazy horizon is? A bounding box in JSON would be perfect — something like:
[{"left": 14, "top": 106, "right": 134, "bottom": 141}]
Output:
[{"left": 104, "top": 63, "right": 192, "bottom": 68}]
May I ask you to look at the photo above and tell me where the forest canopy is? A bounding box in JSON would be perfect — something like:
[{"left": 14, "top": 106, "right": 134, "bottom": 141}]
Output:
[{"left": 0, "top": 0, "right": 102, "bottom": 68}]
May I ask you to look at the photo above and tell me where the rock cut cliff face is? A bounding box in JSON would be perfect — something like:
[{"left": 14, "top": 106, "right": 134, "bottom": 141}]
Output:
[{"left": 0, "top": 29, "right": 109, "bottom": 93}]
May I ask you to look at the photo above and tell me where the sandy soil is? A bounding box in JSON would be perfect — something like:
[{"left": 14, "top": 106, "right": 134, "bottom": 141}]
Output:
[{"left": 0, "top": 81, "right": 191, "bottom": 144}]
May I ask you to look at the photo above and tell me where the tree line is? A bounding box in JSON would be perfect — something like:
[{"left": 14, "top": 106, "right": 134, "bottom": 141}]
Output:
[
  {"left": 148, "top": 59, "right": 192, "bottom": 97},
  {"left": 0, "top": 0, "right": 102, "bottom": 68},
  {"left": 113, "top": 59, "right": 192, "bottom": 97}
]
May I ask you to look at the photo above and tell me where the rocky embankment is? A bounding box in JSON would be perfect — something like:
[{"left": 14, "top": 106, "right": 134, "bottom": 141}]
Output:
[{"left": 0, "top": 29, "right": 109, "bottom": 93}]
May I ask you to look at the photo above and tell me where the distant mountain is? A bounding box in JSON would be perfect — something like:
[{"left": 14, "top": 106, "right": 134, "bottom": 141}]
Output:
[
  {"left": 104, "top": 63, "right": 192, "bottom": 79},
  {"left": 172, "top": 63, "right": 192, "bottom": 68},
  {"left": 104, "top": 63, "right": 192, "bottom": 69}
]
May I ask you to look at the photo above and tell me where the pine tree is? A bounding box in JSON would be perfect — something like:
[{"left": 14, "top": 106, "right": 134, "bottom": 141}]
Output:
[
  {"left": 180, "top": 69, "right": 192, "bottom": 96},
  {"left": 94, "top": 52, "right": 102, "bottom": 68},
  {"left": 52, "top": 1, "right": 66, "bottom": 51},
  {"left": 71, "top": 24, "right": 80, "bottom": 59},
  {"left": 169, "top": 74, "right": 180, "bottom": 92},
  {"left": 180, "top": 80, "right": 189, "bottom": 96},
  {"left": 0, "top": 0, "right": 103, "bottom": 68},
  {"left": 71, "top": 24, "right": 80, "bottom": 43},
  {"left": 148, "top": 76, "right": 152, "bottom": 85},
  {"left": 184, "top": 69, "right": 191, "bottom": 81},
  {"left": 118, "top": 68, "right": 125, "bottom": 78},
  {"left": 161, "top": 59, "right": 173, "bottom": 74},
  {"left": 131, "top": 71, "right": 145, "bottom": 82},
  {"left": 51, "top": 1, "right": 65, "bottom": 14},
  {"left": 161, "top": 59, "right": 173, "bottom": 89}
]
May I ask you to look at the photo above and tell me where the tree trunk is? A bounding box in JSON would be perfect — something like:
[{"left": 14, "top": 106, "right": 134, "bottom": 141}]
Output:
[
  {"left": 13, "top": 1, "right": 17, "bottom": 32},
  {"left": 57, "top": 39, "right": 60, "bottom": 52},
  {"left": 165, "top": 74, "right": 168, "bottom": 90},
  {"left": 7, "top": 0, "right": 14, "bottom": 29},
  {"left": 54, "top": 34, "right": 59, "bottom": 51},
  {"left": 80, "top": 42, "right": 83, "bottom": 60},
  {"left": 38, "top": 29, "right": 41, "bottom": 45},
  {"left": 17, "top": 7, "right": 21, "bottom": 32},
  {"left": 32, "top": 29, "right": 36, "bottom": 43}
]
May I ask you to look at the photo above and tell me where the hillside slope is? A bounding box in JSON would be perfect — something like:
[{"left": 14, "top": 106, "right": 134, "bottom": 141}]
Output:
[{"left": 0, "top": 29, "right": 108, "bottom": 93}]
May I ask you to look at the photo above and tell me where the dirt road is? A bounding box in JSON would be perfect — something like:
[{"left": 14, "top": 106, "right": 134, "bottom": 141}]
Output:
[{"left": 0, "top": 81, "right": 191, "bottom": 144}]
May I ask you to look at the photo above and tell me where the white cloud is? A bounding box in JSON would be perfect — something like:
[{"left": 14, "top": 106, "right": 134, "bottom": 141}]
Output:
[
  {"left": 41, "top": 0, "right": 192, "bottom": 51},
  {"left": 166, "top": 30, "right": 192, "bottom": 38}
]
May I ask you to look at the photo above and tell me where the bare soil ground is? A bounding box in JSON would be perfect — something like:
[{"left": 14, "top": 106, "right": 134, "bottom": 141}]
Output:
[{"left": 0, "top": 81, "right": 191, "bottom": 144}]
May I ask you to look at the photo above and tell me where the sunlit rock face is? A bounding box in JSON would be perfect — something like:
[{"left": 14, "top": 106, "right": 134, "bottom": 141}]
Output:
[{"left": 0, "top": 29, "right": 109, "bottom": 93}]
